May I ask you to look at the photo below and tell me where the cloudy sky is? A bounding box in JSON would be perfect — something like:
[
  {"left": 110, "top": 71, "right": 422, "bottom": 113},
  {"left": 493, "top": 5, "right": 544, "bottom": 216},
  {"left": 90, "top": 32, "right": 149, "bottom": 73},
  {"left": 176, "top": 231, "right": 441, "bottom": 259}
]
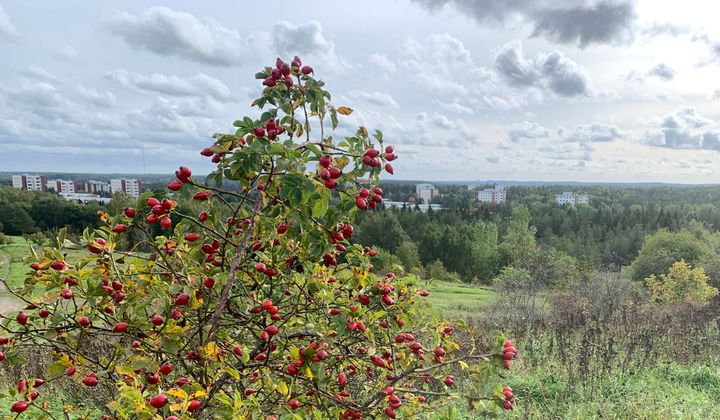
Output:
[{"left": 1, "top": 1, "right": 720, "bottom": 182}]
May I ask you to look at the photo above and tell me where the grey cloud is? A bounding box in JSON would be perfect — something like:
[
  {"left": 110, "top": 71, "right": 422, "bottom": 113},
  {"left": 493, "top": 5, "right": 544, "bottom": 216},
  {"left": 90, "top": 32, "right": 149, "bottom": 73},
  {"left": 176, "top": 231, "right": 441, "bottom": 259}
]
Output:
[
  {"left": 413, "top": 0, "right": 637, "bottom": 47},
  {"left": 105, "top": 7, "right": 256, "bottom": 66},
  {"left": 494, "top": 42, "right": 539, "bottom": 87},
  {"left": 713, "top": 89, "right": 720, "bottom": 100},
  {"left": 0, "top": 5, "right": 19, "bottom": 41},
  {"left": 531, "top": 2, "right": 635, "bottom": 47},
  {"left": 106, "top": 69, "right": 232, "bottom": 102},
  {"left": 648, "top": 63, "right": 675, "bottom": 81},
  {"left": 495, "top": 42, "right": 592, "bottom": 97},
  {"left": 624, "top": 63, "right": 676, "bottom": 83},
  {"left": 539, "top": 52, "right": 592, "bottom": 97}
]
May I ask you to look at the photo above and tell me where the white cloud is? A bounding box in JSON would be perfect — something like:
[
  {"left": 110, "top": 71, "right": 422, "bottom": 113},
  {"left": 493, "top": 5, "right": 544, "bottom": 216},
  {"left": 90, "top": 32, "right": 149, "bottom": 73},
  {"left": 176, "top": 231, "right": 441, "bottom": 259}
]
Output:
[
  {"left": 346, "top": 90, "right": 399, "bottom": 108},
  {"left": 17, "top": 66, "right": 59, "bottom": 83},
  {"left": 53, "top": 45, "right": 80, "bottom": 63},
  {"left": 104, "top": 7, "right": 257, "bottom": 66},
  {"left": 0, "top": 5, "right": 19, "bottom": 41},
  {"left": 559, "top": 123, "right": 624, "bottom": 143},
  {"left": 270, "top": 21, "right": 349, "bottom": 72},
  {"left": 644, "top": 107, "right": 720, "bottom": 151},
  {"left": 508, "top": 121, "right": 550, "bottom": 142},
  {"left": 105, "top": 69, "right": 233, "bottom": 102},
  {"left": 77, "top": 85, "right": 117, "bottom": 108},
  {"left": 369, "top": 53, "right": 396, "bottom": 75},
  {"left": 436, "top": 101, "right": 474, "bottom": 115}
]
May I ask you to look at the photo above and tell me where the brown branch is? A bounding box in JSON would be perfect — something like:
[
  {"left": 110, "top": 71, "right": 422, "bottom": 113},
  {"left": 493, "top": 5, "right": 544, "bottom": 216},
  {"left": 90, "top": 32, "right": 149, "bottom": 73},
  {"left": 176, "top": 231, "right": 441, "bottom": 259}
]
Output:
[{"left": 204, "top": 197, "right": 263, "bottom": 344}]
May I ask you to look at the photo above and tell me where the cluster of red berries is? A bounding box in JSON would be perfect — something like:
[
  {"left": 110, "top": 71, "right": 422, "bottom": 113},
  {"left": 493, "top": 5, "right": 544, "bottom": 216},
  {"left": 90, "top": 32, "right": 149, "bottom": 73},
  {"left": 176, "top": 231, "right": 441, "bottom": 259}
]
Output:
[
  {"left": 144, "top": 196, "right": 176, "bottom": 229},
  {"left": 318, "top": 154, "right": 342, "bottom": 189},
  {"left": 501, "top": 386, "right": 514, "bottom": 410},
  {"left": 9, "top": 378, "right": 44, "bottom": 413},
  {"left": 249, "top": 298, "right": 281, "bottom": 321},
  {"left": 382, "top": 386, "right": 402, "bottom": 419},
  {"left": 263, "top": 56, "right": 312, "bottom": 88},
  {"left": 254, "top": 119, "right": 285, "bottom": 141},
  {"left": 363, "top": 145, "right": 396, "bottom": 175},
  {"left": 355, "top": 186, "right": 384, "bottom": 210},
  {"left": 499, "top": 339, "right": 518, "bottom": 370}
]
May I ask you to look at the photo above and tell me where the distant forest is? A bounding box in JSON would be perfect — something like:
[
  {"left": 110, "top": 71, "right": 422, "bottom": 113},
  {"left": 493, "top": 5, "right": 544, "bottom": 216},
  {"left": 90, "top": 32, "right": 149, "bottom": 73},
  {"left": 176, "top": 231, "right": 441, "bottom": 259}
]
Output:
[{"left": 5, "top": 181, "right": 720, "bottom": 287}]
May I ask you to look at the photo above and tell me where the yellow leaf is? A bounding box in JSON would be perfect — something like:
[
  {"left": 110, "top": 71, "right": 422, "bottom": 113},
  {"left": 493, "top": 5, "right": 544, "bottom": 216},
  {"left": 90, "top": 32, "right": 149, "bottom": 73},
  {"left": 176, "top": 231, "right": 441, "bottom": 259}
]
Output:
[
  {"left": 336, "top": 106, "right": 353, "bottom": 115},
  {"left": 277, "top": 381, "right": 289, "bottom": 396},
  {"left": 305, "top": 365, "right": 314, "bottom": 379},
  {"left": 458, "top": 360, "right": 469, "bottom": 370},
  {"left": 191, "top": 389, "right": 207, "bottom": 399},
  {"left": 167, "top": 388, "right": 188, "bottom": 400}
]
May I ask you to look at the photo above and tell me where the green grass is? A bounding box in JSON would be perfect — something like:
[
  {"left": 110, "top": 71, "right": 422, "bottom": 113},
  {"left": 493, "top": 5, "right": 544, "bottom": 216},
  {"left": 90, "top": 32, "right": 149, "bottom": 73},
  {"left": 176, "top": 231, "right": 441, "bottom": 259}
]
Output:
[
  {"left": 0, "top": 236, "right": 33, "bottom": 291},
  {"left": 420, "top": 279, "right": 497, "bottom": 319},
  {"left": 500, "top": 362, "right": 720, "bottom": 419}
]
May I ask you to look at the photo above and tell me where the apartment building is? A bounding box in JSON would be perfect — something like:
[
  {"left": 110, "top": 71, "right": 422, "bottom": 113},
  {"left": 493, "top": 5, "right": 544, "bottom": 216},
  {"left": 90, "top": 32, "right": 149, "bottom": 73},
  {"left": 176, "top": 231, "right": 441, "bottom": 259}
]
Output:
[
  {"left": 110, "top": 178, "right": 142, "bottom": 197},
  {"left": 555, "top": 192, "right": 589, "bottom": 205},
  {"left": 415, "top": 183, "right": 439, "bottom": 204},
  {"left": 47, "top": 179, "right": 77, "bottom": 194},
  {"left": 477, "top": 187, "right": 507, "bottom": 204},
  {"left": 11, "top": 174, "right": 46, "bottom": 191}
]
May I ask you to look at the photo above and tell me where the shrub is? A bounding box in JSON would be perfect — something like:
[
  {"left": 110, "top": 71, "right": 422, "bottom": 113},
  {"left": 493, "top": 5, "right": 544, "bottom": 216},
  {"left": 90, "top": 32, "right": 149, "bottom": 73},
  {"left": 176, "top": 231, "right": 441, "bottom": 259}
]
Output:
[
  {"left": 0, "top": 57, "right": 514, "bottom": 418},
  {"left": 427, "top": 259, "right": 461, "bottom": 282},
  {"left": 646, "top": 260, "right": 719, "bottom": 305}
]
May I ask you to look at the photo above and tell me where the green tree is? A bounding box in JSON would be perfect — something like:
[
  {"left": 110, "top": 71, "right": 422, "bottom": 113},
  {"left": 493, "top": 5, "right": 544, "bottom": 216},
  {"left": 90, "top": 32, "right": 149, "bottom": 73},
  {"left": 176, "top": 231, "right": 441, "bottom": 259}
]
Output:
[
  {"left": 500, "top": 205, "right": 537, "bottom": 267},
  {"left": 395, "top": 240, "right": 421, "bottom": 271},
  {"left": 0, "top": 202, "right": 36, "bottom": 235},
  {"left": 628, "top": 229, "right": 710, "bottom": 282},
  {"left": 470, "top": 221, "right": 500, "bottom": 282},
  {"left": 353, "top": 210, "right": 408, "bottom": 253}
]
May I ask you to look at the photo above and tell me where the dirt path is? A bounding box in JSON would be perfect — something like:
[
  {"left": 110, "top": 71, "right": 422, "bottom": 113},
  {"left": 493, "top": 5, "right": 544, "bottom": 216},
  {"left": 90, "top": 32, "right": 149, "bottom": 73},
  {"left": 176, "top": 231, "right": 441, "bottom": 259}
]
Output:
[{"left": 0, "top": 251, "right": 24, "bottom": 313}]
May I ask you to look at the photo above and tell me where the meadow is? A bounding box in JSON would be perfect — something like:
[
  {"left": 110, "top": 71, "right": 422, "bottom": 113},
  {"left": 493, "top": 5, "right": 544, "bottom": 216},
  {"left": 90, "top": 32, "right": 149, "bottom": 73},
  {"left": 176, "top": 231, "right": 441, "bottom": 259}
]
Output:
[{"left": 2, "top": 236, "right": 720, "bottom": 418}]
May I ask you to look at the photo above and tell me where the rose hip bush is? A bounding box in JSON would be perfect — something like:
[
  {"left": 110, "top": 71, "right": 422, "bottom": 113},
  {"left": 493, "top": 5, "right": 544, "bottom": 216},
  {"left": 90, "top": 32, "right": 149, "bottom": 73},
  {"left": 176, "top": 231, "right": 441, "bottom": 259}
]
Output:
[{"left": 0, "top": 57, "right": 516, "bottom": 418}]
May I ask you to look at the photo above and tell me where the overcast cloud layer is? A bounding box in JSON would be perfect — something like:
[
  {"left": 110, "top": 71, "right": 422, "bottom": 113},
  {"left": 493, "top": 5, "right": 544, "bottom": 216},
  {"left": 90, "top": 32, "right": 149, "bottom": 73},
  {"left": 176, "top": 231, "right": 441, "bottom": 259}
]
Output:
[{"left": 1, "top": 0, "right": 720, "bottom": 183}]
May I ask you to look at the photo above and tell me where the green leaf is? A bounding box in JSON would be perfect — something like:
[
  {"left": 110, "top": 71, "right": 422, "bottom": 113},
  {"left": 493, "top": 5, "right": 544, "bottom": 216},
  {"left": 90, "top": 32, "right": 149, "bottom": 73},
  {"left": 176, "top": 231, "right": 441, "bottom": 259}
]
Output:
[
  {"left": 329, "top": 107, "right": 338, "bottom": 129},
  {"left": 312, "top": 193, "right": 329, "bottom": 218}
]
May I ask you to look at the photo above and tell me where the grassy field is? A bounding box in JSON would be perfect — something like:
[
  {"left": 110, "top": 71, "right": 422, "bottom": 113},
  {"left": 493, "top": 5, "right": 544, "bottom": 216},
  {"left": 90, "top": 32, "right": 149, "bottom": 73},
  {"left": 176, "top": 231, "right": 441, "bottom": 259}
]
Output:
[
  {"left": 420, "top": 279, "right": 496, "bottom": 318},
  {"left": 0, "top": 235, "right": 32, "bottom": 291}
]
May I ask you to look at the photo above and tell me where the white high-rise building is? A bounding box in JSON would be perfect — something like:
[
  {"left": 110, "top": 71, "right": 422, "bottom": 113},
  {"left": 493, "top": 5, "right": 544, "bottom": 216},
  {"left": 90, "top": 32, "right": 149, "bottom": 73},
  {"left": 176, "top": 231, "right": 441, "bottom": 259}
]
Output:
[
  {"left": 415, "top": 183, "right": 439, "bottom": 204},
  {"left": 111, "top": 178, "right": 142, "bottom": 197},
  {"left": 478, "top": 187, "right": 507, "bottom": 204},
  {"left": 11, "top": 174, "right": 46, "bottom": 191},
  {"left": 555, "top": 192, "right": 589, "bottom": 205},
  {"left": 82, "top": 180, "right": 111, "bottom": 194},
  {"left": 46, "top": 179, "right": 77, "bottom": 194}
]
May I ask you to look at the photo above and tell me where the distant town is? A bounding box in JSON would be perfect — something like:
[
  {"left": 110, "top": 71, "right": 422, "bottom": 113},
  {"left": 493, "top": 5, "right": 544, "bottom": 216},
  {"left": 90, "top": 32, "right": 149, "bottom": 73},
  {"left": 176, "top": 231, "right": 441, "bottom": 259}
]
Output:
[
  {"left": 384, "top": 183, "right": 589, "bottom": 212},
  {"left": 11, "top": 174, "right": 141, "bottom": 203},
  {"left": 8, "top": 174, "right": 590, "bottom": 208}
]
